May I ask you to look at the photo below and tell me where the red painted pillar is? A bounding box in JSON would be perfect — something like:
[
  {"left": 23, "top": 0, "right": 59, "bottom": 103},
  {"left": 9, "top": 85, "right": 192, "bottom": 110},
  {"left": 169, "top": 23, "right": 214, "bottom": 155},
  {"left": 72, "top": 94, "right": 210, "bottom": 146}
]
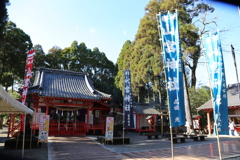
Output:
[
  {"left": 136, "top": 114, "right": 140, "bottom": 132},
  {"left": 46, "top": 105, "right": 49, "bottom": 115},
  {"left": 20, "top": 114, "right": 25, "bottom": 132},
  {"left": 153, "top": 115, "right": 156, "bottom": 132},
  {"left": 86, "top": 105, "right": 89, "bottom": 133}
]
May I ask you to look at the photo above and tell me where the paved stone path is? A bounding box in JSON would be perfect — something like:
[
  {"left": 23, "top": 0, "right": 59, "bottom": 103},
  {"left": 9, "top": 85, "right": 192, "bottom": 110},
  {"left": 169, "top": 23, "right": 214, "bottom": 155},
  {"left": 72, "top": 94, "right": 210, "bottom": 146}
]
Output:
[
  {"left": 48, "top": 133, "right": 240, "bottom": 160},
  {"left": 1, "top": 126, "right": 240, "bottom": 160},
  {"left": 48, "top": 136, "right": 129, "bottom": 160}
]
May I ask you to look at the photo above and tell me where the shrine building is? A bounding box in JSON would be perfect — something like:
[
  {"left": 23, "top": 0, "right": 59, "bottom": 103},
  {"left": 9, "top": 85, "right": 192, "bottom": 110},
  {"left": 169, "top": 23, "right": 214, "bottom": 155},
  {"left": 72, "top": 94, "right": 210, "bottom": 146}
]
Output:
[
  {"left": 27, "top": 68, "right": 111, "bottom": 136},
  {"left": 197, "top": 83, "right": 240, "bottom": 134}
]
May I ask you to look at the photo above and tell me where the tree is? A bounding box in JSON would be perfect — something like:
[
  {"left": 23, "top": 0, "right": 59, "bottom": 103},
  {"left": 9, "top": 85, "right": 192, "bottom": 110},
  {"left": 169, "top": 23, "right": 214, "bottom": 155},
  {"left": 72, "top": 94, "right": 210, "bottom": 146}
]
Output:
[
  {"left": 115, "top": 40, "right": 132, "bottom": 92},
  {"left": 188, "top": 86, "right": 211, "bottom": 129},
  {"left": 0, "top": 21, "right": 33, "bottom": 91},
  {"left": 33, "top": 44, "right": 46, "bottom": 69},
  {"left": 0, "top": 0, "right": 10, "bottom": 41},
  {"left": 45, "top": 46, "right": 62, "bottom": 69}
]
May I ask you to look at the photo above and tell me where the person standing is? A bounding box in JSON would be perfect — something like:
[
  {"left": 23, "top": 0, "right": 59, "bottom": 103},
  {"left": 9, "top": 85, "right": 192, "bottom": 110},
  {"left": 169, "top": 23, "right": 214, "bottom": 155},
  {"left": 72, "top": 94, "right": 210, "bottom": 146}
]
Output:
[{"left": 229, "top": 118, "right": 235, "bottom": 136}]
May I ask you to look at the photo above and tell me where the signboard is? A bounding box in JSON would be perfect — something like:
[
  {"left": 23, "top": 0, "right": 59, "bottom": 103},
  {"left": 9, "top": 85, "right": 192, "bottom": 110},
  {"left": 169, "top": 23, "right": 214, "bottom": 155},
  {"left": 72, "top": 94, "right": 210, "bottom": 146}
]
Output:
[
  {"left": 105, "top": 117, "right": 114, "bottom": 141},
  {"left": 38, "top": 115, "right": 50, "bottom": 142},
  {"left": 193, "top": 120, "right": 199, "bottom": 129}
]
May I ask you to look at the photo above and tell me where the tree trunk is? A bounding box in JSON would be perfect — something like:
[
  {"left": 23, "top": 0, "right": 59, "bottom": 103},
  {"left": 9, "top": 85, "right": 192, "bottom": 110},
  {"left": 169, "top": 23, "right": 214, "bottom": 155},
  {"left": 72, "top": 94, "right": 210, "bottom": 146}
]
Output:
[
  {"left": 183, "top": 67, "right": 194, "bottom": 134},
  {"left": 0, "top": 115, "right": 3, "bottom": 129},
  {"left": 191, "top": 54, "right": 199, "bottom": 87}
]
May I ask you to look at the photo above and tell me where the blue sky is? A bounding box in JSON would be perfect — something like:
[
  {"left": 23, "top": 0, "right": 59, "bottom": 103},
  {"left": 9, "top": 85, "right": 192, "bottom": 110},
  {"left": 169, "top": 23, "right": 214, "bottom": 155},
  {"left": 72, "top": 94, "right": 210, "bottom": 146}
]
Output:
[{"left": 7, "top": 0, "right": 240, "bottom": 86}]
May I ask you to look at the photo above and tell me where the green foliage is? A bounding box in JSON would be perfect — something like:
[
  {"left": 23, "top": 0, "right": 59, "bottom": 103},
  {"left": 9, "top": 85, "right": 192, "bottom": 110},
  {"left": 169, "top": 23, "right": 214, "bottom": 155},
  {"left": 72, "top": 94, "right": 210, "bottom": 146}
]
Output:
[
  {"left": 8, "top": 90, "right": 21, "bottom": 99},
  {"left": 33, "top": 41, "right": 121, "bottom": 104},
  {"left": 115, "top": 0, "right": 215, "bottom": 105},
  {"left": 188, "top": 86, "right": 210, "bottom": 114},
  {"left": 0, "top": 21, "right": 33, "bottom": 91},
  {"left": 188, "top": 86, "right": 211, "bottom": 128},
  {"left": 0, "top": 0, "right": 10, "bottom": 41}
]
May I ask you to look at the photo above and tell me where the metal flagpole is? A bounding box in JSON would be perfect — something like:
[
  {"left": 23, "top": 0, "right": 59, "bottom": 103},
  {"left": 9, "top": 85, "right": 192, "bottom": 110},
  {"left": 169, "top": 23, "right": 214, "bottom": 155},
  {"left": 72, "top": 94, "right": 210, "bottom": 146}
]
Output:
[
  {"left": 230, "top": 44, "right": 240, "bottom": 100},
  {"left": 156, "top": 13, "right": 174, "bottom": 160},
  {"left": 122, "top": 108, "right": 125, "bottom": 145},
  {"left": 30, "top": 127, "right": 32, "bottom": 150},
  {"left": 201, "top": 35, "right": 222, "bottom": 160},
  {"left": 22, "top": 113, "right": 26, "bottom": 158}
]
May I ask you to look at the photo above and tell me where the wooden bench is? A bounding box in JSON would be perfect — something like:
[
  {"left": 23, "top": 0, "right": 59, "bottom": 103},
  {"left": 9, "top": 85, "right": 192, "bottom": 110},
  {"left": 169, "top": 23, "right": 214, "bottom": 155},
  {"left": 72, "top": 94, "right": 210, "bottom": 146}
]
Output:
[
  {"left": 97, "top": 136, "right": 130, "bottom": 144},
  {"left": 183, "top": 134, "right": 207, "bottom": 141},
  {"left": 172, "top": 137, "right": 186, "bottom": 143},
  {"left": 198, "top": 135, "right": 207, "bottom": 141},
  {"left": 145, "top": 133, "right": 161, "bottom": 139}
]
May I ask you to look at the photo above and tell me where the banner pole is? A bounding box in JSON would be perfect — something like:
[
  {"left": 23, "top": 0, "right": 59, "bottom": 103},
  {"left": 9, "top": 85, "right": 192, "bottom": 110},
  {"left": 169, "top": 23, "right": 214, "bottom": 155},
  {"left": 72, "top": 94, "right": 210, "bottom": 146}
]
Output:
[
  {"left": 22, "top": 113, "right": 26, "bottom": 158},
  {"left": 230, "top": 44, "right": 240, "bottom": 100},
  {"left": 201, "top": 35, "right": 222, "bottom": 160},
  {"left": 123, "top": 113, "right": 125, "bottom": 145},
  {"left": 156, "top": 12, "right": 174, "bottom": 160}
]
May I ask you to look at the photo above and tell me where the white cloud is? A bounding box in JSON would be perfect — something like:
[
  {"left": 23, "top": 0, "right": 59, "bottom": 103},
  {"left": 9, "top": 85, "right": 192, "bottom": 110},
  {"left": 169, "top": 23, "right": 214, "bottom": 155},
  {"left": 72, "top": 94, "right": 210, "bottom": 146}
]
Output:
[
  {"left": 123, "top": 30, "right": 127, "bottom": 35},
  {"left": 75, "top": 26, "right": 79, "bottom": 30}
]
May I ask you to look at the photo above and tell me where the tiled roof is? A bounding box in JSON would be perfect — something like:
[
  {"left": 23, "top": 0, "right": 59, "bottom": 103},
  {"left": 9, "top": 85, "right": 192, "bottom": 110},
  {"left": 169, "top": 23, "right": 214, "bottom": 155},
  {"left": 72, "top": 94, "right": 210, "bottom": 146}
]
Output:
[
  {"left": 197, "top": 83, "right": 240, "bottom": 110},
  {"left": 132, "top": 103, "right": 160, "bottom": 115},
  {"left": 28, "top": 68, "right": 111, "bottom": 100}
]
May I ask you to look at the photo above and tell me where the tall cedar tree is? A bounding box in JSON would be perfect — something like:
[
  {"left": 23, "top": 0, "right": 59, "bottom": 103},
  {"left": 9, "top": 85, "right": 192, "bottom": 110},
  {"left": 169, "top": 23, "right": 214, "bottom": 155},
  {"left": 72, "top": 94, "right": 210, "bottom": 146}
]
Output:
[
  {"left": 0, "top": 21, "right": 32, "bottom": 91},
  {"left": 0, "top": 0, "right": 9, "bottom": 41},
  {"left": 115, "top": 0, "right": 214, "bottom": 104}
]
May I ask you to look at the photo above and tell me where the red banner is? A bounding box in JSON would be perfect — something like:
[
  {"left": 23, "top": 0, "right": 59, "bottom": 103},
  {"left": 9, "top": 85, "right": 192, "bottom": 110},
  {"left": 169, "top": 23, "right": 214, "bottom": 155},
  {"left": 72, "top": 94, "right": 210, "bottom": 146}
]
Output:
[{"left": 21, "top": 49, "right": 35, "bottom": 105}]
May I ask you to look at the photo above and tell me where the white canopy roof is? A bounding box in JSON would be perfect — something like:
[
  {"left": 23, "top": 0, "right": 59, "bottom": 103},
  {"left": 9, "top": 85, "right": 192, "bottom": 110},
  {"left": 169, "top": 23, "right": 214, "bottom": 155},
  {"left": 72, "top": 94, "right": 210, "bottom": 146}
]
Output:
[{"left": 0, "top": 85, "right": 33, "bottom": 115}]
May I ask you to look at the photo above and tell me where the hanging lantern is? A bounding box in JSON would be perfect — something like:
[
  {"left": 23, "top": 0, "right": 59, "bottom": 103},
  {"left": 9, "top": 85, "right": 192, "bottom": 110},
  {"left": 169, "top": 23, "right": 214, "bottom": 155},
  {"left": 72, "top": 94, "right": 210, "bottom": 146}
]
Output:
[
  {"left": 61, "top": 111, "right": 63, "bottom": 116},
  {"left": 71, "top": 111, "right": 74, "bottom": 117},
  {"left": 56, "top": 109, "right": 58, "bottom": 114},
  {"left": 77, "top": 110, "right": 79, "bottom": 115}
]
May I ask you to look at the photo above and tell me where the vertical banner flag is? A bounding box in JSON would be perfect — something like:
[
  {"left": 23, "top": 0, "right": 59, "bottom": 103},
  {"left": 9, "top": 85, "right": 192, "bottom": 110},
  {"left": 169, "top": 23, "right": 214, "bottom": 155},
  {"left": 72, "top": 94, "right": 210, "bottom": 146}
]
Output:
[
  {"left": 21, "top": 49, "right": 35, "bottom": 105},
  {"left": 158, "top": 11, "right": 185, "bottom": 127},
  {"left": 202, "top": 32, "right": 228, "bottom": 135},
  {"left": 124, "top": 70, "right": 134, "bottom": 129},
  {"left": 105, "top": 117, "right": 114, "bottom": 141},
  {"left": 20, "top": 49, "right": 35, "bottom": 132},
  {"left": 38, "top": 115, "right": 50, "bottom": 142}
]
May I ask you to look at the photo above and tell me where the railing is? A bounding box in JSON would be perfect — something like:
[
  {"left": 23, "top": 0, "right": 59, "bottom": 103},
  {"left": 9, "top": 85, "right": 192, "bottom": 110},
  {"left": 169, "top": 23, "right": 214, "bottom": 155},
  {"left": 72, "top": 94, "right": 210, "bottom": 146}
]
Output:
[{"left": 30, "top": 120, "right": 106, "bottom": 135}]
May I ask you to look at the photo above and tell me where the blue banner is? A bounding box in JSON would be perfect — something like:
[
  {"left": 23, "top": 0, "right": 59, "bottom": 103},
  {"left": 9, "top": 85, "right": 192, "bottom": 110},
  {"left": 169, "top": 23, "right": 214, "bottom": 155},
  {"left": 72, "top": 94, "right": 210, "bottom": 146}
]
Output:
[
  {"left": 124, "top": 70, "right": 134, "bottom": 129},
  {"left": 202, "top": 32, "right": 228, "bottom": 135},
  {"left": 158, "top": 11, "right": 185, "bottom": 127}
]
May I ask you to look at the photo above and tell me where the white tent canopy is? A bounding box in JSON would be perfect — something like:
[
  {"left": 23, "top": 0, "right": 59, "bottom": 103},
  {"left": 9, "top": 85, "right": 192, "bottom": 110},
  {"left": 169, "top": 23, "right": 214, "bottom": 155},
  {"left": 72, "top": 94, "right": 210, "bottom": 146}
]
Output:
[{"left": 0, "top": 85, "right": 33, "bottom": 115}]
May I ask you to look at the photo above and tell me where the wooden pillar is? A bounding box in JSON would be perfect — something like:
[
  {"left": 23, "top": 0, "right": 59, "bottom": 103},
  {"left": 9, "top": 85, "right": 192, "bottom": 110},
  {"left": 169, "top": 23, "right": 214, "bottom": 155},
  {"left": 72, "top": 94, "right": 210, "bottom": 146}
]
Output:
[{"left": 207, "top": 110, "right": 211, "bottom": 135}]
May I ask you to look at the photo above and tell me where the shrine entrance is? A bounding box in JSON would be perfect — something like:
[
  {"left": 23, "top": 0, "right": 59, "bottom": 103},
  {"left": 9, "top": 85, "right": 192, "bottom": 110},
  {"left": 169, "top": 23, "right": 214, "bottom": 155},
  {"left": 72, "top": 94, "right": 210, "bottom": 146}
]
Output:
[
  {"left": 33, "top": 103, "right": 110, "bottom": 136},
  {"left": 48, "top": 108, "right": 87, "bottom": 135}
]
